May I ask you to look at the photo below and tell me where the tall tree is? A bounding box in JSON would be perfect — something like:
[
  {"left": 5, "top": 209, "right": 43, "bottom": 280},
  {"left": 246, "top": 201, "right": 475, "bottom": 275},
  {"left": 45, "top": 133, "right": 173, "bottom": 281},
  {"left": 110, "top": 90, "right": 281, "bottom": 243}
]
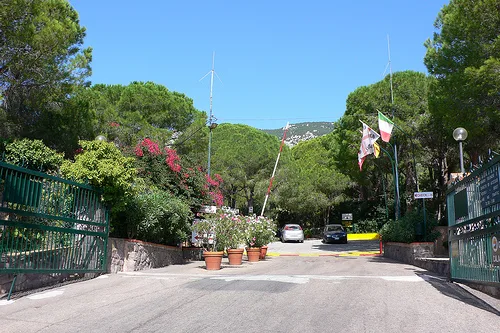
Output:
[
  {"left": 82, "top": 82, "right": 203, "bottom": 149},
  {"left": 274, "top": 133, "right": 350, "bottom": 228},
  {"left": 210, "top": 124, "right": 281, "bottom": 213},
  {"left": 0, "top": 0, "right": 92, "bottom": 143},
  {"left": 332, "top": 71, "right": 432, "bottom": 220},
  {"left": 424, "top": 0, "right": 500, "bottom": 163}
]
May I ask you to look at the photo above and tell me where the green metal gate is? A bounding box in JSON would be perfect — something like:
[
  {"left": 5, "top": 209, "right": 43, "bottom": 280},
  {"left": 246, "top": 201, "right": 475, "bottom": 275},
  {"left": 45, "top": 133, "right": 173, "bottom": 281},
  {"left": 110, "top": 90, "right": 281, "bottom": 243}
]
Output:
[
  {"left": 0, "top": 160, "right": 110, "bottom": 296},
  {"left": 446, "top": 155, "right": 500, "bottom": 286}
]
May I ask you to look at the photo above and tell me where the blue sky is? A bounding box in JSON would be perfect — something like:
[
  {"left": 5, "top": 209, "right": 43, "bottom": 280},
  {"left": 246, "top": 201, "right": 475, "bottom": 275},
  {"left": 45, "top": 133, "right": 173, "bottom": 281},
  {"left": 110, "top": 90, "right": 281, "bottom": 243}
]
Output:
[{"left": 69, "top": 1, "right": 448, "bottom": 130}]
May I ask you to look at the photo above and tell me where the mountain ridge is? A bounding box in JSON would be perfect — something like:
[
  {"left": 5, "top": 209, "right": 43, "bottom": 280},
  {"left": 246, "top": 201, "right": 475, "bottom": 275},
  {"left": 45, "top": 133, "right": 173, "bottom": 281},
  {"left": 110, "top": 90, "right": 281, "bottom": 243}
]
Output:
[{"left": 261, "top": 122, "right": 334, "bottom": 147}]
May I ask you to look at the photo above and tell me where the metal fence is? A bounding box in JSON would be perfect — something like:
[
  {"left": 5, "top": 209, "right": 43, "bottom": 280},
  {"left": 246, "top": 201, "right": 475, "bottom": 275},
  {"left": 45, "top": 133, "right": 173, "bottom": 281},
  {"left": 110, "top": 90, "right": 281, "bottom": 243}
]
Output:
[
  {"left": 446, "top": 155, "right": 500, "bottom": 286},
  {"left": 0, "top": 160, "right": 109, "bottom": 278}
]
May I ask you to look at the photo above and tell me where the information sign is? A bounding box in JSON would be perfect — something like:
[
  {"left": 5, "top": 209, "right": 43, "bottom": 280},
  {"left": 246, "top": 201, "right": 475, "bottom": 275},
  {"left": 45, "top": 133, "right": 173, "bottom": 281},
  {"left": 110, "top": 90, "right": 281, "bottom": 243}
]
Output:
[{"left": 414, "top": 192, "right": 433, "bottom": 199}]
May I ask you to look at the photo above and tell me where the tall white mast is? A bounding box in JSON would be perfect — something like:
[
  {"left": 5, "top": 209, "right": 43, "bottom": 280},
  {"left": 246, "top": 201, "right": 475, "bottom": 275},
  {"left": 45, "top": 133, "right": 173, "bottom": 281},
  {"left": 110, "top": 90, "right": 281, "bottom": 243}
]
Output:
[
  {"left": 200, "top": 52, "right": 220, "bottom": 177},
  {"left": 387, "top": 35, "right": 400, "bottom": 220}
]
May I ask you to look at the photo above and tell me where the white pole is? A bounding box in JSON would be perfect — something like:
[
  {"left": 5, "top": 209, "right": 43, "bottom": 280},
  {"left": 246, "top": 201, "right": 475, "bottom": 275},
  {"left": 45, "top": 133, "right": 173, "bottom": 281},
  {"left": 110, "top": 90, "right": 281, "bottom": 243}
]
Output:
[
  {"left": 206, "top": 52, "right": 215, "bottom": 176},
  {"left": 261, "top": 123, "right": 289, "bottom": 216},
  {"left": 388, "top": 35, "right": 400, "bottom": 220}
]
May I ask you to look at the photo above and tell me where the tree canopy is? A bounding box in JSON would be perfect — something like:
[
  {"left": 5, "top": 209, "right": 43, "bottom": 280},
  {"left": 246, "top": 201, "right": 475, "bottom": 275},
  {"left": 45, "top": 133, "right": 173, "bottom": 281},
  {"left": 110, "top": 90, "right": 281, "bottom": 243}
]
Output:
[
  {"left": 0, "top": 0, "right": 92, "bottom": 145},
  {"left": 424, "top": 0, "right": 500, "bottom": 160}
]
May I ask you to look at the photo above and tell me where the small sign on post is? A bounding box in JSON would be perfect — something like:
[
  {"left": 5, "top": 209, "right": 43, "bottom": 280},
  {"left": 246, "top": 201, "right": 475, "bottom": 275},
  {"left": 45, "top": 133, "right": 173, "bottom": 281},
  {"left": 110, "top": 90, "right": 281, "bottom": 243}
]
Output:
[
  {"left": 342, "top": 213, "right": 353, "bottom": 221},
  {"left": 414, "top": 192, "right": 433, "bottom": 199},
  {"left": 413, "top": 191, "right": 433, "bottom": 239}
]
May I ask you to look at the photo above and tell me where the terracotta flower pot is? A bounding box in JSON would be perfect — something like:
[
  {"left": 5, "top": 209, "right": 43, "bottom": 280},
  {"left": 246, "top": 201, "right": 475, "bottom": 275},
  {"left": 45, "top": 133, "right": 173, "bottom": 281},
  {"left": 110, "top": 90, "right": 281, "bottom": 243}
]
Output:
[
  {"left": 203, "top": 251, "right": 224, "bottom": 270},
  {"left": 227, "top": 248, "right": 244, "bottom": 265},
  {"left": 259, "top": 245, "right": 268, "bottom": 260},
  {"left": 246, "top": 247, "right": 261, "bottom": 262}
]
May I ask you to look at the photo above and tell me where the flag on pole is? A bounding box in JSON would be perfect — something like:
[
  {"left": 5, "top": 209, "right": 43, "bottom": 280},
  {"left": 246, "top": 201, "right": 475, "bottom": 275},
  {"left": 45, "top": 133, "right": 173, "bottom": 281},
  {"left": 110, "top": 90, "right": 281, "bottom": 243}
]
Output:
[
  {"left": 359, "top": 121, "right": 380, "bottom": 159},
  {"left": 378, "top": 111, "right": 394, "bottom": 142},
  {"left": 358, "top": 121, "right": 380, "bottom": 171},
  {"left": 358, "top": 152, "right": 366, "bottom": 171},
  {"left": 374, "top": 142, "right": 380, "bottom": 158}
]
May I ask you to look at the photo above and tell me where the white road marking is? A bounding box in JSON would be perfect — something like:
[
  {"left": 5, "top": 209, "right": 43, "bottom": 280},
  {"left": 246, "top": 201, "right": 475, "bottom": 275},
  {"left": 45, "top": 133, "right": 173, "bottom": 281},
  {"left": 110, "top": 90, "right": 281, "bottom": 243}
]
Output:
[
  {"left": 28, "top": 289, "right": 65, "bottom": 300},
  {"left": 212, "top": 275, "right": 310, "bottom": 284},
  {"left": 0, "top": 300, "right": 15, "bottom": 306},
  {"left": 119, "top": 272, "right": 431, "bottom": 284},
  {"left": 96, "top": 275, "right": 109, "bottom": 279}
]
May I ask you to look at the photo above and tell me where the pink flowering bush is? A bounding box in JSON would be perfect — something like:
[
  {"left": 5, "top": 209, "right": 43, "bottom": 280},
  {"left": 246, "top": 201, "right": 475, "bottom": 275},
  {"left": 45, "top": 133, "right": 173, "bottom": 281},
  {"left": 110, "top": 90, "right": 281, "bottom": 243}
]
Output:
[{"left": 133, "top": 138, "right": 224, "bottom": 210}]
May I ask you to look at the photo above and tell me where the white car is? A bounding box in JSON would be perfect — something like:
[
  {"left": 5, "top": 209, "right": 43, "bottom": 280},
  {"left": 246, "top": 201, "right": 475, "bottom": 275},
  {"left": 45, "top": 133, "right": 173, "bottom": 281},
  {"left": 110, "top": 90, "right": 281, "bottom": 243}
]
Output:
[{"left": 281, "top": 224, "right": 304, "bottom": 243}]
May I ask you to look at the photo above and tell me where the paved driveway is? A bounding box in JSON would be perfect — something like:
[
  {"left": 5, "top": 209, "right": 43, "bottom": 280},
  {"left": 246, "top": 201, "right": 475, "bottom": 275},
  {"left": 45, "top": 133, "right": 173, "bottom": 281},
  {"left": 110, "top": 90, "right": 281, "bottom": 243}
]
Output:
[
  {"left": 267, "top": 239, "right": 381, "bottom": 256},
  {"left": 1, "top": 256, "right": 499, "bottom": 333}
]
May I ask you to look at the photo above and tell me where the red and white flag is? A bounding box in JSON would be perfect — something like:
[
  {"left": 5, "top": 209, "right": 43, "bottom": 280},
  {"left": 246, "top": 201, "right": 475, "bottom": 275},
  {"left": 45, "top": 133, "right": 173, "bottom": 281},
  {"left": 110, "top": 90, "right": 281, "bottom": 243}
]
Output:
[{"left": 358, "top": 121, "right": 380, "bottom": 171}]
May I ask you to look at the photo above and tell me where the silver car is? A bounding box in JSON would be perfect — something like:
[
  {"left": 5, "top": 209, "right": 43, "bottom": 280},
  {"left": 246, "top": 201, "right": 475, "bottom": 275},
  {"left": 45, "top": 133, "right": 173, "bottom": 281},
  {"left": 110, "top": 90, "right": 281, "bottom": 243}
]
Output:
[{"left": 281, "top": 224, "right": 304, "bottom": 243}]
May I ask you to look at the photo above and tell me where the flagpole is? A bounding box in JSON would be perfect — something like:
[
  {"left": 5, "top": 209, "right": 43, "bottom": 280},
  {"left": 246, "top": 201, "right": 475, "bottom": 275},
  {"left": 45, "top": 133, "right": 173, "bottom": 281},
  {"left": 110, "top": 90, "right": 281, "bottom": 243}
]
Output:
[
  {"left": 388, "top": 35, "right": 401, "bottom": 220},
  {"left": 261, "top": 122, "right": 289, "bottom": 216},
  {"left": 379, "top": 146, "right": 396, "bottom": 219}
]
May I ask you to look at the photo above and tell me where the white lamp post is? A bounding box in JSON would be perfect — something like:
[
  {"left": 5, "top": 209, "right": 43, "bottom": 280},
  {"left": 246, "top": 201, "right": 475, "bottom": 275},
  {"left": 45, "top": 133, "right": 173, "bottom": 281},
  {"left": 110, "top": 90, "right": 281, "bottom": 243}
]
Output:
[{"left": 453, "top": 127, "right": 468, "bottom": 175}]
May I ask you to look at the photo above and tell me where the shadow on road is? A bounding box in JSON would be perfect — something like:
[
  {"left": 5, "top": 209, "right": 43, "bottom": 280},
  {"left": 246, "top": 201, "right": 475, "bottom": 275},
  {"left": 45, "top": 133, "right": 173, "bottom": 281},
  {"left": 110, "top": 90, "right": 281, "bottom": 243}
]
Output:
[
  {"left": 311, "top": 240, "right": 380, "bottom": 252},
  {"left": 367, "top": 256, "right": 500, "bottom": 315},
  {"left": 414, "top": 271, "right": 500, "bottom": 316}
]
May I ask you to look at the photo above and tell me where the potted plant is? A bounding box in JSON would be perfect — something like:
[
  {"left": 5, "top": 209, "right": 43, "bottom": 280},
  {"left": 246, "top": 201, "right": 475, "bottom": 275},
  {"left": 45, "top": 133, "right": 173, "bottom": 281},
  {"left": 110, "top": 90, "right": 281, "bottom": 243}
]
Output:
[
  {"left": 243, "top": 215, "right": 277, "bottom": 262},
  {"left": 192, "top": 212, "right": 246, "bottom": 269},
  {"left": 192, "top": 218, "right": 223, "bottom": 270},
  {"left": 214, "top": 211, "right": 246, "bottom": 265}
]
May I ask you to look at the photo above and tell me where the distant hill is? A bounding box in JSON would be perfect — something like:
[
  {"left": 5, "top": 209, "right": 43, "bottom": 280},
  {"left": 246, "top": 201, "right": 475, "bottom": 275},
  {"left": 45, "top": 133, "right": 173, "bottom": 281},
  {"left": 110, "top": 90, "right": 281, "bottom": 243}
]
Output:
[{"left": 261, "top": 122, "right": 334, "bottom": 147}]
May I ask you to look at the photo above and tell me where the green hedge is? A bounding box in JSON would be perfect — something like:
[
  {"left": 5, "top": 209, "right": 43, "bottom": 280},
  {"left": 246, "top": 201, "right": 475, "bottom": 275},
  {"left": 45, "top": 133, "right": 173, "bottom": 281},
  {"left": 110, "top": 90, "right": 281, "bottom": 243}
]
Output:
[{"left": 379, "top": 210, "right": 440, "bottom": 243}]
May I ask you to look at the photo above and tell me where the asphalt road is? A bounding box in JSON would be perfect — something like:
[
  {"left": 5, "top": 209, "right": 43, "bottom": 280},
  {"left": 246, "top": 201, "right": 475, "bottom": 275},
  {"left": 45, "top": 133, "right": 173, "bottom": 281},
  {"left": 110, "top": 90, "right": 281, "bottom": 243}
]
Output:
[
  {"left": 267, "top": 239, "right": 381, "bottom": 255},
  {"left": 1, "top": 243, "right": 499, "bottom": 333}
]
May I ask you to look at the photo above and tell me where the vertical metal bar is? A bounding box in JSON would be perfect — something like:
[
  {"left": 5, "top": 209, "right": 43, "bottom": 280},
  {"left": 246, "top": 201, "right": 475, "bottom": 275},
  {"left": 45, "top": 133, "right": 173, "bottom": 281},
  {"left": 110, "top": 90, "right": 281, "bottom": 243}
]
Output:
[{"left": 7, "top": 275, "right": 17, "bottom": 301}]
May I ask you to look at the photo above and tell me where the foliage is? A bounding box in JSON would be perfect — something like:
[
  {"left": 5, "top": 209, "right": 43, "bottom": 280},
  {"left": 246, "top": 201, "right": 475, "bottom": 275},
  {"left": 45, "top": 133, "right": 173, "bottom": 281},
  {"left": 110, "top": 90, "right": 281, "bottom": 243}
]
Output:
[
  {"left": 192, "top": 210, "right": 247, "bottom": 251},
  {"left": 133, "top": 188, "right": 193, "bottom": 245},
  {"left": 211, "top": 124, "right": 281, "bottom": 213},
  {"left": 424, "top": 0, "right": 500, "bottom": 162},
  {"left": 243, "top": 215, "right": 277, "bottom": 248},
  {"left": 274, "top": 134, "right": 350, "bottom": 228},
  {"left": 330, "top": 71, "right": 435, "bottom": 223},
  {"left": 355, "top": 219, "right": 383, "bottom": 233},
  {"left": 0, "top": 0, "right": 92, "bottom": 143},
  {"left": 133, "top": 137, "right": 224, "bottom": 210},
  {"left": 82, "top": 82, "right": 202, "bottom": 148},
  {"left": 379, "top": 210, "right": 440, "bottom": 243},
  {"left": 59, "top": 140, "right": 137, "bottom": 208},
  {"left": 191, "top": 213, "right": 238, "bottom": 252},
  {"left": 3, "top": 138, "right": 64, "bottom": 172}
]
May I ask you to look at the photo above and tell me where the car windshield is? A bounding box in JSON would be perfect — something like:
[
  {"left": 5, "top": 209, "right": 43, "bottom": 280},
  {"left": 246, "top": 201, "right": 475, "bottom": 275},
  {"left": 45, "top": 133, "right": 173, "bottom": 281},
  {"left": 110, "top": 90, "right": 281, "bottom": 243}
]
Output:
[
  {"left": 326, "top": 225, "right": 344, "bottom": 232},
  {"left": 285, "top": 225, "right": 301, "bottom": 230}
]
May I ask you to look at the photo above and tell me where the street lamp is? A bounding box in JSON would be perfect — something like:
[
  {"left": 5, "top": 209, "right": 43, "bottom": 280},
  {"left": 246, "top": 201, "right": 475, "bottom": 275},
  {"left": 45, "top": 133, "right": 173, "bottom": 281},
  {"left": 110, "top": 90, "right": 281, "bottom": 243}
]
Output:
[
  {"left": 453, "top": 127, "right": 468, "bottom": 175},
  {"left": 95, "top": 135, "right": 107, "bottom": 142}
]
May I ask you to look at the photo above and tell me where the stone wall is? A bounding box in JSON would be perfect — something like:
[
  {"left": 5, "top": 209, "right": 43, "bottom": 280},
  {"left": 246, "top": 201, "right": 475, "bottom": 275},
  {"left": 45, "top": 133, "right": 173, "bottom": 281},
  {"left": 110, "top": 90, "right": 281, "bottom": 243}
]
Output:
[
  {"left": 107, "top": 238, "right": 186, "bottom": 273},
  {"left": 384, "top": 242, "right": 450, "bottom": 277},
  {"left": 384, "top": 242, "right": 435, "bottom": 264}
]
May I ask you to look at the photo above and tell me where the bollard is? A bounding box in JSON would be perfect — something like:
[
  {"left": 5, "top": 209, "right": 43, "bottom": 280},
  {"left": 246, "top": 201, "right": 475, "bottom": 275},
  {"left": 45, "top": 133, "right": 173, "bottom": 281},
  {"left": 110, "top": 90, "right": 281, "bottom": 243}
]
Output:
[{"left": 379, "top": 235, "right": 383, "bottom": 254}]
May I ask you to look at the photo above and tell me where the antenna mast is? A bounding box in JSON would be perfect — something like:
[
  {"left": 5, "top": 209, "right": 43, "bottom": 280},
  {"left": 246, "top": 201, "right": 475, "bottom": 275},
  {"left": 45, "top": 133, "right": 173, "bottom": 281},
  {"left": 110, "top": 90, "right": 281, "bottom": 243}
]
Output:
[
  {"left": 200, "top": 52, "right": 218, "bottom": 177},
  {"left": 387, "top": 35, "right": 400, "bottom": 219}
]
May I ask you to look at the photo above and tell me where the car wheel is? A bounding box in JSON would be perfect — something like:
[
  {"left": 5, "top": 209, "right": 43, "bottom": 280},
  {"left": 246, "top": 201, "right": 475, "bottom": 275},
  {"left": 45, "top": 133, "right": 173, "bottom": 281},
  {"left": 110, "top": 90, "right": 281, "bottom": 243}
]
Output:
[{"left": 300, "top": 240, "right": 304, "bottom": 243}]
